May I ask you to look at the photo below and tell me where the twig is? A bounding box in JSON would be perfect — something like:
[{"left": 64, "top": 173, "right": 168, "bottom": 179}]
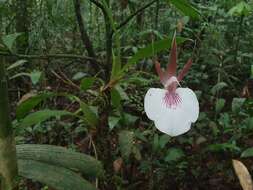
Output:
[
  {"left": 114, "top": 0, "right": 157, "bottom": 33},
  {"left": 0, "top": 51, "right": 99, "bottom": 62},
  {"left": 50, "top": 70, "right": 80, "bottom": 90}
]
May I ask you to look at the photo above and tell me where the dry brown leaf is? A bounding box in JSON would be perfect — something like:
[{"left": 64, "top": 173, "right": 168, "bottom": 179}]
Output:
[
  {"left": 232, "top": 159, "right": 253, "bottom": 190},
  {"left": 113, "top": 157, "right": 123, "bottom": 173}
]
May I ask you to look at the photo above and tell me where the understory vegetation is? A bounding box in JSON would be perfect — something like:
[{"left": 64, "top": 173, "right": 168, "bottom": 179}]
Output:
[{"left": 0, "top": 0, "right": 253, "bottom": 189}]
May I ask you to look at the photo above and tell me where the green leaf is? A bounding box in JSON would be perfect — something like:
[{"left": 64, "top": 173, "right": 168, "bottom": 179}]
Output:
[
  {"left": 101, "top": 0, "right": 116, "bottom": 31},
  {"left": 16, "top": 92, "right": 80, "bottom": 120},
  {"left": 121, "top": 37, "right": 188, "bottom": 73},
  {"left": 80, "top": 77, "right": 95, "bottom": 91},
  {"left": 72, "top": 72, "right": 87, "bottom": 81},
  {"left": 119, "top": 130, "right": 134, "bottom": 160},
  {"left": 165, "top": 148, "right": 185, "bottom": 162},
  {"left": 16, "top": 92, "right": 56, "bottom": 119},
  {"left": 232, "top": 98, "right": 246, "bottom": 113},
  {"left": 18, "top": 160, "right": 97, "bottom": 190},
  {"left": 111, "top": 32, "right": 122, "bottom": 79},
  {"left": 132, "top": 146, "right": 142, "bottom": 160},
  {"left": 108, "top": 116, "right": 120, "bottom": 130},
  {"left": 2, "top": 33, "right": 22, "bottom": 52},
  {"left": 207, "top": 143, "right": 241, "bottom": 152},
  {"left": 17, "top": 144, "right": 103, "bottom": 177},
  {"left": 111, "top": 87, "right": 121, "bottom": 108},
  {"left": 7, "top": 60, "right": 28, "bottom": 71},
  {"left": 159, "top": 134, "right": 171, "bottom": 149},
  {"left": 10, "top": 71, "right": 42, "bottom": 85},
  {"left": 114, "top": 85, "right": 129, "bottom": 100},
  {"left": 228, "top": 1, "right": 252, "bottom": 16},
  {"left": 168, "top": 0, "right": 200, "bottom": 19},
  {"left": 30, "top": 71, "right": 42, "bottom": 85},
  {"left": 20, "top": 109, "right": 72, "bottom": 127},
  {"left": 241, "top": 148, "right": 253, "bottom": 158},
  {"left": 211, "top": 82, "right": 228, "bottom": 95},
  {"left": 215, "top": 98, "right": 226, "bottom": 113},
  {"left": 80, "top": 102, "right": 99, "bottom": 127}
]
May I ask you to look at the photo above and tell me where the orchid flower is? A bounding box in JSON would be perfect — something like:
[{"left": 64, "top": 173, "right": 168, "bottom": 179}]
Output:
[{"left": 144, "top": 37, "right": 199, "bottom": 137}]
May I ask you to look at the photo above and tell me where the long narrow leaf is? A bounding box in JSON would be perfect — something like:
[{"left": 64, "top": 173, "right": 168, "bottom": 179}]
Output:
[
  {"left": 20, "top": 109, "right": 73, "bottom": 127},
  {"left": 121, "top": 37, "right": 188, "bottom": 73},
  {"left": 168, "top": 0, "right": 200, "bottom": 19},
  {"left": 18, "top": 159, "right": 97, "bottom": 190},
  {"left": 17, "top": 144, "right": 103, "bottom": 177}
]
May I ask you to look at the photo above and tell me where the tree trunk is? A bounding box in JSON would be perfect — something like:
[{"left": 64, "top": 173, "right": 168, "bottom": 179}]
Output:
[
  {"left": 15, "top": 0, "right": 29, "bottom": 54},
  {"left": 73, "top": 0, "right": 97, "bottom": 60},
  {"left": 0, "top": 57, "right": 18, "bottom": 190}
]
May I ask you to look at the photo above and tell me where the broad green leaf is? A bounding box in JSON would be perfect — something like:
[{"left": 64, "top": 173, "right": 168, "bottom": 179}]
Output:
[
  {"left": 122, "top": 113, "right": 138, "bottom": 126},
  {"left": 16, "top": 92, "right": 80, "bottom": 120},
  {"left": 7, "top": 60, "right": 27, "bottom": 71},
  {"left": 80, "top": 102, "right": 99, "bottom": 127},
  {"left": 16, "top": 92, "right": 56, "bottom": 119},
  {"left": 2, "top": 33, "right": 22, "bottom": 52},
  {"left": 17, "top": 144, "right": 103, "bottom": 177},
  {"left": 20, "top": 109, "right": 72, "bottom": 127},
  {"left": 167, "top": 0, "right": 200, "bottom": 19},
  {"left": 121, "top": 37, "right": 188, "bottom": 73},
  {"left": 215, "top": 98, "right": 226, "bottom": 113},
  {"left": 241, "top": 148, "right": 253, "bottom": 158},
  {"left": 108, "top": 116, "right": 120, "bottom": 130},
  {"left": 18, "top": 160, "right": 97, "bottom": 190},
  {"left": 30, "top": 71, "right": 42, "bottom": 85},
  {"left": 165, "top": 148, "right": 185, "bottom": 162},
  {"left": 232, "top": 98, "right": 246, "bottom": 113},
  {"left": 80, "top": 77, "right": 95, "bottom": 91},
  {"left": 211, "top": 82, "right": 228, "bottom": 95},
  {"left": 119, "top": 130, "right": 134, "bottom": 160}
]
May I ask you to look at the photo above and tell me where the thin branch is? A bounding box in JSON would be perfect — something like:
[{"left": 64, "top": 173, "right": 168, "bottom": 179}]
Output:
[
  {"left": 0, "top": 51, "right": 99, "bottom": 62},
  {"left": 115, "top": 0, "right": 157, "bottom": 32}
]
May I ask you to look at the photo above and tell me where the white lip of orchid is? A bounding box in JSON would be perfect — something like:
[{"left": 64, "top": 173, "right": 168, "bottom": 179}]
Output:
[{"left": 164, "top": 76, "right": 180, "bottom": 89}]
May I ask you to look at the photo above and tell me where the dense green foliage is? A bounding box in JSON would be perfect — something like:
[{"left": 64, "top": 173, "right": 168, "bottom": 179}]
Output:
[{"left": 0, "top": 0, "right": 253, "bottom": 189}]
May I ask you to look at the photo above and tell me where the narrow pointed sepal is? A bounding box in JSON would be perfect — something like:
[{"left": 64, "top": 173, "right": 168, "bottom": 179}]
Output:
[
  {"left": 177, "top": 58, "right": 193, "bottom": 82},
  {"left": 167, "top": 35, "right": 177, "bottom": 76}
]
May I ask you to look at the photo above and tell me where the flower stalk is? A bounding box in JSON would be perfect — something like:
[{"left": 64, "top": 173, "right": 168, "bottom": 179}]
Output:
[{"left": 0, "top": 57, "right": 18, "bottom": 190}]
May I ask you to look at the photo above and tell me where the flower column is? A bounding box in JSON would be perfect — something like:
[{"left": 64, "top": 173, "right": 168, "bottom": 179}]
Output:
[{"left": 0, "top": 57, "right": 18, "bottom": 190}]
